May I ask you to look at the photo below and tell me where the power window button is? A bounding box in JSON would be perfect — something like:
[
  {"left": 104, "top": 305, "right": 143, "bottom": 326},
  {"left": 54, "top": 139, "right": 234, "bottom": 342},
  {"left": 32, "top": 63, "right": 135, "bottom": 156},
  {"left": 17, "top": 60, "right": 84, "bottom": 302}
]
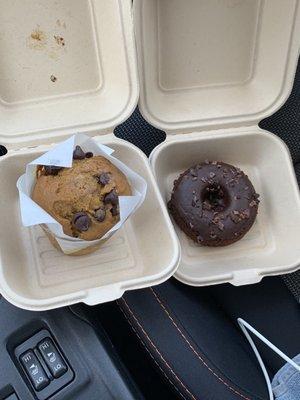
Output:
[
  {"left": 38, "top": 338, "right": 67, "bottom": 378},
  {"left": 20, "top": 350, "right": 49, "bottom": 391}
]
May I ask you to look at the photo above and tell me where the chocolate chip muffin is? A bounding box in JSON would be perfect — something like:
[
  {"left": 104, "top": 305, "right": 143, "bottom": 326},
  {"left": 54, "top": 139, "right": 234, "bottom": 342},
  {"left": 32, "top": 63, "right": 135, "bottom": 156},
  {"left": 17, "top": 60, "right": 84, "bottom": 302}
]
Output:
[
  {"left": 168, "top": 161, "right": 260, "bottom": 246},
  {"left": 32, "top": 146, "right": 131, "bottom": 241}
]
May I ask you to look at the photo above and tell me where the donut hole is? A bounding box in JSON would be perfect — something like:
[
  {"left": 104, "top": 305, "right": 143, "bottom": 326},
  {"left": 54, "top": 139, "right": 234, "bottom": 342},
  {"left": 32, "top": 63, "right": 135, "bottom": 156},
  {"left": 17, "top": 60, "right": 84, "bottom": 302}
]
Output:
[{"left": 201, "top": 184, "right": 230, "bottom": 212}]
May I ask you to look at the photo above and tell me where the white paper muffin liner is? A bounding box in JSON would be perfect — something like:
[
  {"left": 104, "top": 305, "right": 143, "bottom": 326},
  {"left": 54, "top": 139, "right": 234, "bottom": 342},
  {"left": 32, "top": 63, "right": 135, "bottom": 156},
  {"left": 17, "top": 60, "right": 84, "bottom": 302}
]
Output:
[{"left": 17, "top": 134, "right": 147, "bottom": 254}]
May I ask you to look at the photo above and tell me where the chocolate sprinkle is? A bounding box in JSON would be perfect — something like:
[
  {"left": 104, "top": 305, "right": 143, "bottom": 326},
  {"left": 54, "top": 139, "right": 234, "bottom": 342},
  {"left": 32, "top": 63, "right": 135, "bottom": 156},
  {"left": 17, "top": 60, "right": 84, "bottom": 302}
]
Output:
[
  {"left": 242, "top": 209, "right": 250, "bottom": 219},
  {"left": 197, "top": 235, "right": 204, "bottom": 243},
  {"left": 203, "top": 201, "right": 212, "bottom": 211},
  {"left": 249, "top": 200, "right": 258, "bottom": 207},
  {"left": 230, "top": 211, "right": 241, "bottom": 224},
  {"left": 72, "top": 212, "right": 91, "bottom": 232},
  {"left": 218, "top": 221, "right": 225, "bottom": 231}
]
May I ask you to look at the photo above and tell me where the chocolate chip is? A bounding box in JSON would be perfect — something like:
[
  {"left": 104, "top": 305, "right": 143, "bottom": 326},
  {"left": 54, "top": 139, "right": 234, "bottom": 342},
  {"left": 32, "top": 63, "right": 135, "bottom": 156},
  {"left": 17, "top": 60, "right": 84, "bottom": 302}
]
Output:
[
  {"left": 85, "top": 152, "right": 93, "bottom": 158},
  {"left": 97, "top": 173, "right": 110, "bottom": 186},
  {"left": 73, "top": 145, "right": 86, "bottom": 160},
  {"left": 104, "top": 189, "right": 118, "bottom": 206},
  {"left": 111, "top": 205, "right": 119, "bottom": 216},
  {"left": 95, "top": 208, "right": 106, "bottom": 222},
  {"left": 72, "top": 212, "right": 91, "bottom": 232},
  {"left": 43, "top": 165, "right": 63, "bottom": 176}
]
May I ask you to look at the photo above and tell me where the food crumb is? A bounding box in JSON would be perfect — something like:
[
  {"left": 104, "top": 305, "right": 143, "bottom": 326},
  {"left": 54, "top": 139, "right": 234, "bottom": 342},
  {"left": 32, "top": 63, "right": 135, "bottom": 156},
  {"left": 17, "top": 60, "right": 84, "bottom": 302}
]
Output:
[
  {"left": 54, "top": 35, "right": 65, "bottom": 46},
  {"left": 31, "top": 29, "right": 45, "bottom": 41},
  {"left": 50, "top": 75, "right": 57, "bottom": 82}
]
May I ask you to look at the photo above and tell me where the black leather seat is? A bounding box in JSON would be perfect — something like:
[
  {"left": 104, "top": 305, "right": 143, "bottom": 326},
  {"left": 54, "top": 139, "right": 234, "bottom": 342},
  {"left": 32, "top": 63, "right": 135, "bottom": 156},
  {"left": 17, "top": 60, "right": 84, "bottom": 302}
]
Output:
[{"left": 117, "top": 277, "right": 300, "bottom": 400}]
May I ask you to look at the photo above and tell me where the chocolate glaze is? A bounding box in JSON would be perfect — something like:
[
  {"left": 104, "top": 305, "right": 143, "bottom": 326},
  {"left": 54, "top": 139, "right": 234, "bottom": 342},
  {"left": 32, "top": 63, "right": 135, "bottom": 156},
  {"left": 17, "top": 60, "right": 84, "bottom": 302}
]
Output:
[{"left": 168, "top": 161, "right": 260, "bottom": 246}]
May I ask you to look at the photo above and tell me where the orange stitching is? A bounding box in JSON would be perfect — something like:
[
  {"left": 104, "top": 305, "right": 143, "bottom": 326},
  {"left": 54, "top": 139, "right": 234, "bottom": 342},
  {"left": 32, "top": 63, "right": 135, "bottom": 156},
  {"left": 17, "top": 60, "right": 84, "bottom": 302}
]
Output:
[
  {"left": 150, "top": 288, "right": 252, "bottom": 400},
  {"left": 117, "top": 301, "right": 188, "bottom": 400},
  {"left": 120, "top": 297, "right": 198, "bottom": 400}
]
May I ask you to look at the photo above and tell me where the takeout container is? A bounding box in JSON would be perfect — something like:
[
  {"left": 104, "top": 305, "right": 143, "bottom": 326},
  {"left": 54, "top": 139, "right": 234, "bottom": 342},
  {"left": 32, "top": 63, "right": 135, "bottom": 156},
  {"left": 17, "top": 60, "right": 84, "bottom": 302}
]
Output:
[
  {"left": 134, "top": 0, "right": 300, "bottom": 286},
  {"left": 0, "top": 0, "right": 180, "bottom": 310},
  {"left": 0, "top": 0, "right": 300, "bottom": 311}
]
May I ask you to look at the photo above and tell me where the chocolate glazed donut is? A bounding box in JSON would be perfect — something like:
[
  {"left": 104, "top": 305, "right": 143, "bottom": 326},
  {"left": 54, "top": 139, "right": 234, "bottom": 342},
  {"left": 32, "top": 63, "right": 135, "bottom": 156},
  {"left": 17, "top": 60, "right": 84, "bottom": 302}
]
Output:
[{"left": 168, "top": 161, "right": 260, "bottom": 246}]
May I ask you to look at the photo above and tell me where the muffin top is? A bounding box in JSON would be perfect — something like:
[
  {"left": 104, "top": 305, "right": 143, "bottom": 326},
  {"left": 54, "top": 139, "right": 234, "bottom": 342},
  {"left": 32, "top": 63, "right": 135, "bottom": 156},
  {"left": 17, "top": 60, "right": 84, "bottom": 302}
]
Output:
[{"left": 32, "top": 149, "right": 131, "bottom": 241}]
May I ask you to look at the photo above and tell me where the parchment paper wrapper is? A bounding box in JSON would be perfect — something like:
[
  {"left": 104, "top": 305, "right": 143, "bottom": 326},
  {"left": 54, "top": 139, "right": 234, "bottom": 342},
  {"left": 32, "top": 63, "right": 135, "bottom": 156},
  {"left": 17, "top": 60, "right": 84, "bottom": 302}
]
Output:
[{"left": 17, "top": 134, "right": 147, "bottom": 255}]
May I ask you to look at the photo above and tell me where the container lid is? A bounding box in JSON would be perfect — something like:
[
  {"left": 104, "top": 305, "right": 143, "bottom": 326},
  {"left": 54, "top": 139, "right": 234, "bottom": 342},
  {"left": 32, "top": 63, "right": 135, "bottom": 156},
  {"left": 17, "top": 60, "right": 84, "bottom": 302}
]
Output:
[
  {"left": 135, "top": 0, "right": 300, "bottom": 133},
  {"left": 0, "top": 0, "right": 138, "bottom": 149}
]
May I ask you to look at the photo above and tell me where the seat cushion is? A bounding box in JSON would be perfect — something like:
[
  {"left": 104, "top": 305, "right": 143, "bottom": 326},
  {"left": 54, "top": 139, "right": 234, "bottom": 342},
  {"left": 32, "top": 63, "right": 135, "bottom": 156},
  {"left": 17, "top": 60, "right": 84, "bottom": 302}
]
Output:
[{"left": 118, "top": 281, "right": 274, "bottom": 399}]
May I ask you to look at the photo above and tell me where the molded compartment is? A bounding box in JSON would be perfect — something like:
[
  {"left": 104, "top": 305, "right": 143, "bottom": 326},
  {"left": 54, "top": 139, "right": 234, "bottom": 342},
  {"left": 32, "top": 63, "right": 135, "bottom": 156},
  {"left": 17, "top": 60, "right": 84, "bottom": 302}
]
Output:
[
  {"left": 0, "top": 137, "right": 179, "bottom": 310},
  {"left": 0, "top": 0, "right": 138, "bottom": 147},
  {"left": 0, "top": 0, "right": 180, "bottom": 310},
  {"left": 135, "top": 0, "right": 300, "bottom": 131},
  {"left": 136, "top": 0, "right": 300, "bottom": 285},
  {"left": 151, "top": 129, "right": 300, "bottom": 286}
]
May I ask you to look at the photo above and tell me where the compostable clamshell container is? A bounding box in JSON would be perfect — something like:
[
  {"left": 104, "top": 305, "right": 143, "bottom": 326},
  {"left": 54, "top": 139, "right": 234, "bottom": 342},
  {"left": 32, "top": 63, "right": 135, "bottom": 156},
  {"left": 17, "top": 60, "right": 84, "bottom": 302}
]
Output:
[
  {"left": 1, "top": 0, "right": 300, "bottom": 312},
  {"left": 134, "top": 0, "right": 300, "bottom": 286},
  {"left": 0, "top": 0, "right": 180, "bottom": 310}
]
